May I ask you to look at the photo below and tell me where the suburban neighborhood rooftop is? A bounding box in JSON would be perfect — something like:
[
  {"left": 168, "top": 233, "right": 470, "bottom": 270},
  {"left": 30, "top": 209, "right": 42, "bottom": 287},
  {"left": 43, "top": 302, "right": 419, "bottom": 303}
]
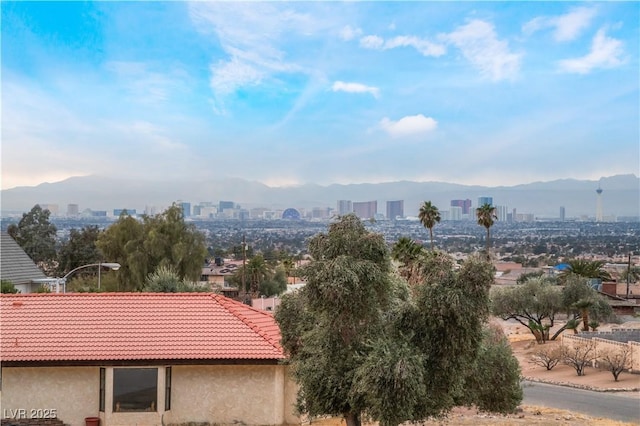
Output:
[{"left": 1, "top": 292, "right": 284, "bottom": 363}]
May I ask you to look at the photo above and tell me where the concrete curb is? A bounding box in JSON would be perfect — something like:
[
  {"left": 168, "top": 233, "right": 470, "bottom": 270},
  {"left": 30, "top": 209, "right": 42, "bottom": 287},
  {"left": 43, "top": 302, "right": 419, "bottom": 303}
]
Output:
[{"left": 522, "top": 376, "right": 640, "bottom": 393}]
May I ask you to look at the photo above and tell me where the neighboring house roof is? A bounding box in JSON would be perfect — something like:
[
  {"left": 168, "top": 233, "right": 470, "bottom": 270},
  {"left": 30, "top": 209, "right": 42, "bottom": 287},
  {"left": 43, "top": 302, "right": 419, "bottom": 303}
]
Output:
[
  {"left": 1, "top": 292, "right": 284, "bottom": 363},
  {"left": 0, "top": 231, "right": 47, "bottom": 285}
]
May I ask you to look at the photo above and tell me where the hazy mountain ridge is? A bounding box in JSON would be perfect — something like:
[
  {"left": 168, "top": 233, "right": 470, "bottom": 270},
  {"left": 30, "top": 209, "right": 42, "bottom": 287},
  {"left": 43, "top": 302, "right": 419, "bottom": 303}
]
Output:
[{"left": 1, "top": 174, "right": 638, "bottom": 218}]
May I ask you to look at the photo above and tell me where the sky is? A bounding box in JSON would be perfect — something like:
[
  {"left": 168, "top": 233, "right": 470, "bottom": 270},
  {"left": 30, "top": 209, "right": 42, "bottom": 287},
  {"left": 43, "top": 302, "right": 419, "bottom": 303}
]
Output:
[{"left": 1, "top": 1, "right": 639, "bottom": 190}]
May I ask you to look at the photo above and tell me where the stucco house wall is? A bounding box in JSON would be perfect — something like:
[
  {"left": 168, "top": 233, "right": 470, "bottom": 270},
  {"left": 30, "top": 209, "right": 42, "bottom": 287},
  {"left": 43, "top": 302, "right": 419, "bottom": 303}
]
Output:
[
  {"left": 1, "top": 367, "right": 99, "bottom": 426},
  {"left": 164, "top": 365, "right": 297, "bottom": 425},
  {"left": 1, "top": 365, "right": 299, "bottom": 426}
]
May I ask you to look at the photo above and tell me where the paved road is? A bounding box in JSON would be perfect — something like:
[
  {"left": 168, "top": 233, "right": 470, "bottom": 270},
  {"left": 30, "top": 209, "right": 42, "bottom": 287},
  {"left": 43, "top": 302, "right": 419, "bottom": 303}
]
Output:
[{"left": 522, "top": 381, "right": 640, "bottom": 423}]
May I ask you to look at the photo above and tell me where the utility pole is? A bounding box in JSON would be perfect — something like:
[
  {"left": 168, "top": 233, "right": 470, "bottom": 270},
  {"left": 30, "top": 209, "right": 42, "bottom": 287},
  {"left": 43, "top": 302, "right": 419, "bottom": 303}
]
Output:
[
  {"left": 242, "top": 234, "right": 247, "bottom": 297},
  {"left": 626, "top": 252, "right": 632, "bottom": 299}
]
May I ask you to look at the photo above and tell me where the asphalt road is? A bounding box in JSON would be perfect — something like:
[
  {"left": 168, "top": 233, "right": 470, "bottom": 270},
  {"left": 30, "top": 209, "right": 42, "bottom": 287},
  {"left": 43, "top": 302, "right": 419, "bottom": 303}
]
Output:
[{"left": 522, "top": 381, "right": 640, "bottom": 423}]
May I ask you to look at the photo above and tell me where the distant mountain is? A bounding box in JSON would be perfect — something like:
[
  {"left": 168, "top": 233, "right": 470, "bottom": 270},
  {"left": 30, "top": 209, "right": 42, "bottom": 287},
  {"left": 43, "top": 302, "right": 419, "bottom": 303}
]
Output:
[{"left": 1, "top": 174, "right": 639, "bottom": 219}]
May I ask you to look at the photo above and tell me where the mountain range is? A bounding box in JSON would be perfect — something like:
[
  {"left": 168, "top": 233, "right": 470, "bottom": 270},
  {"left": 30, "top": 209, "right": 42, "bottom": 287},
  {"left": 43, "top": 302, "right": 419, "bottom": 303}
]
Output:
[{"left": 1, "top": 174, "right": 639, "bottom": 219}]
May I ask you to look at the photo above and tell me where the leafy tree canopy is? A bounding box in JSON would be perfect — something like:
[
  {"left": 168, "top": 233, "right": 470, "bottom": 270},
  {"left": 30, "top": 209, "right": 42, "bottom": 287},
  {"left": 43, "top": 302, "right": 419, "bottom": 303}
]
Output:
[
  {"left": 559, "top": 259, "right": 612, "bottom": 283},
  {"left": 97, "top": 204, "right": 207, "bottom": 291},
  {"left": 57, "top": 226, "right": 103, "bottom": 276},
  {"left": 276, "top": 214, "right": 521, "bottom": 426},
  {"left": 7, "top": 204, "right": 57, "bottom": 265},
  {"left": 492, "top": 274, "right": 614, "bottom": 343},
  {"left": 143, "top": 266, "right": 206, "bottom": 293}
]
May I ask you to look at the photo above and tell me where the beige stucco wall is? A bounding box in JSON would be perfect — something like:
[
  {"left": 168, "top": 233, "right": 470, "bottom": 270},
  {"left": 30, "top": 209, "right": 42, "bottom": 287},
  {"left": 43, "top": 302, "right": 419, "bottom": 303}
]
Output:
[
  {"left": 1, "top": 366, "right": 100, "bottom": 426},
  {"left": 164, "top": 364, "right": 299, "bottom": 426},
  {"left": 2, "top": 364, "right": 300, "bottom": 426}
]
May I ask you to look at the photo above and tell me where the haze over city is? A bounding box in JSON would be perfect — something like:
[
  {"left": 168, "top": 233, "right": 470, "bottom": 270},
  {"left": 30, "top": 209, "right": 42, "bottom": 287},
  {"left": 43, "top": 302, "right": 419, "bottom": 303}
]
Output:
[{"left": 1, "top": 2, "right": 638, "bottom": 190}]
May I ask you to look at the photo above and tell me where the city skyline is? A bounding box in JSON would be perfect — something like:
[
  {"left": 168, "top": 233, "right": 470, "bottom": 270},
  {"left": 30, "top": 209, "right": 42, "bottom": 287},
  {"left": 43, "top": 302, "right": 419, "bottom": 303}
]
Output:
[
  {"left": 2, "top": 2, "right": 638, "bottom": 190},
  {"left": 1, "top": 173, "right": 638, "bottom": 219}
]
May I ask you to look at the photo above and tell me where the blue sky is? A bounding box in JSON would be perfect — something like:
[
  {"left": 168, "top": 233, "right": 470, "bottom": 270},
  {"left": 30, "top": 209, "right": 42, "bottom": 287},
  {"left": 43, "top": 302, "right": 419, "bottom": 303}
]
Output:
[{"left": 2, "top": 1, "right": 638, "bottom": 190}]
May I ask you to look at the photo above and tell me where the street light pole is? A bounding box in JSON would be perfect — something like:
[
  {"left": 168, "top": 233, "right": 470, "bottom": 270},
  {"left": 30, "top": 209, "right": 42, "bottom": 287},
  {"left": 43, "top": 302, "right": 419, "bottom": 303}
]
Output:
[{"left": 61, "top": 262, "right": 121, "bottom": 292}]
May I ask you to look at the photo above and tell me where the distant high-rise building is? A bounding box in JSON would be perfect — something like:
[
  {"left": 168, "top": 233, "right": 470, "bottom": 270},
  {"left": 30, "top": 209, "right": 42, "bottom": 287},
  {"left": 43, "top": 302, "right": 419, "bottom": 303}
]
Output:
[
  {"left": 495, "top": 205, "right": 509, "bottom": 222},
  {"left": 596, "top": 186, "right": 604, "bottom": 222},
  {"left": 449, "top": 206, "right": 462, "bottom": 221},
  {"left": 352, "top": 201, "right": 377, "bottom": 220},
  {"left": 67, "top": 204, "right": 79, "bottom": 217},
  {"left": 337, "top": 200, "right": 352, "bottom": 216},
  {"left": 312, "top": 207, "right": 331, "bottom": 219},
  {"left": 450, "top": 199, "right": 472, "bottom": 215},
  {"left": 560, "top": 206, "right": 566, "bottom": 221},
  {"left": 179, "top": 201, "right": 191, "bottom": 217},
  {"left": 40, "top": 204, "right": 59, "bottom": 216},
  {"left": 477, "top": 196, "right": 493, "bottom": 207},
  {"left": 219, "top": 201, "right": 235, "bottom": 212},
  {"left": 386, "top": 200, "right": 404, "bottom": 220}
]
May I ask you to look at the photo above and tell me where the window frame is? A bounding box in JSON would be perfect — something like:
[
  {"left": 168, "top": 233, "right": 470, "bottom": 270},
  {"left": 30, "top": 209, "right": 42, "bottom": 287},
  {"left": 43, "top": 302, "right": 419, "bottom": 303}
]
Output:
[
  {"left": 112, "top": 367, "right": 158, "bottom": 413},
  {"left": 99, "top": 368, "right": 106, "bottom": 412},
  {"left": 164, "top": 367, "right": 172, "bottom": 411}
]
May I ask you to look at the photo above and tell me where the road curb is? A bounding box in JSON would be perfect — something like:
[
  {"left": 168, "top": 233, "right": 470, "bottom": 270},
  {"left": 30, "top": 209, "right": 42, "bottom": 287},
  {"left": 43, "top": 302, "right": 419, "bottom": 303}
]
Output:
[{"left": 522, "top": 376, "right": 640, "bottom": 393}]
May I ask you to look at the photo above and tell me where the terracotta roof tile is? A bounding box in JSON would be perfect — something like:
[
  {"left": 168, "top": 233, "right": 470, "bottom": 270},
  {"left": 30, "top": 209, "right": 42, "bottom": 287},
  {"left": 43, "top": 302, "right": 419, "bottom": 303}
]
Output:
[{"left": 0, "top": 293, "right": 284, "bottom": 362}]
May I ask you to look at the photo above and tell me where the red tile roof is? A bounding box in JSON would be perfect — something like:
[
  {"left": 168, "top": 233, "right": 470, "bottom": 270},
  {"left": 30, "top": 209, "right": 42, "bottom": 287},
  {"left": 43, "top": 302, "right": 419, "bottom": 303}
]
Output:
[{"left": 1, "top": 293, "right": 284, "bottom": 363}]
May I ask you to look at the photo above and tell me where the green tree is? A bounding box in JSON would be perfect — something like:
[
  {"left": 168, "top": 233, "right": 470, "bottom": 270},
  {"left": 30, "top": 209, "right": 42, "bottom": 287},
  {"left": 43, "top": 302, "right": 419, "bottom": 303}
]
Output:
[
  {"left": 276, "top": 214, "right": 520, "bottom": 426},
  {"left": 460, "top": 325, "right": 523, "bottom": 413},
  {"left": 1, "top": 280, "right": 19, "bottom": 294},
  {"left": 143, "top": 265, "right": 205, "bottom": 292},
  {"left": 97, "top": 205, "right": 207, "bottom": 291},
  {"left": 491, "top": 277, "right": 563, "bottom": 343},
  {"left": 476, "top": 203, "right": 497, "bottom": 253},
  {"left": 391, "top": 237, "right": 423, "bottom": 283},
  {"left": 57, "top": 226, "right": 102, "bottom": 276},
  {"left": 96, "top": 214, "right": 146, "bottom": 291},
  {"left": 259, "top": 266, "right": 288, "bottom": 297},
  {"left": 559, "top": 259, "right": 612, "bottom": 283},
  {"left": 7, "top": 205, "right": 57, "bottom": 266},
  {"left": 418, "top": 201, "right": 441, "bottom": 249}
]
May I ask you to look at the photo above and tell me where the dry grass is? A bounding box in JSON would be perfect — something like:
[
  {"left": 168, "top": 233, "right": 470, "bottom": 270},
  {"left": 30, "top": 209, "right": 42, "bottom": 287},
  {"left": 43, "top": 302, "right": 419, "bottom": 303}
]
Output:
[{"left": 307, "top": 405, "right": 638, "bottom": 426}]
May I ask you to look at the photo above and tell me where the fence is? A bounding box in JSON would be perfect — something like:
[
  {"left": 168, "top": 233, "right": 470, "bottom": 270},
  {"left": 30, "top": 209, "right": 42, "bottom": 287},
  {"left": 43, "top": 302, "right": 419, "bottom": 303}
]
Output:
[{"left": 561, "top": 333, "right": 640, "bottom": 373}]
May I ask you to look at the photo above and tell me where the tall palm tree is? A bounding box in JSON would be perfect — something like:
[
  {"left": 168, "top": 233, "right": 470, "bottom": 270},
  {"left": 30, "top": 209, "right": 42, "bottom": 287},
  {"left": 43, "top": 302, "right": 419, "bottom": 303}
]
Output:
[
  {"left": 476, "top": 203, "right": 497, "bottom": 253},
  {"left": 559, "top": 259, "right": 612, "bottom": 284},
  {"left": 391, "top": 237, "right": 424, "bottom": 285},
  {"left": 418, "top": 201, "right": 441, "bottom": 249},
  {"left": 392, "top": 237, "right": 422, "bottom": 266}
]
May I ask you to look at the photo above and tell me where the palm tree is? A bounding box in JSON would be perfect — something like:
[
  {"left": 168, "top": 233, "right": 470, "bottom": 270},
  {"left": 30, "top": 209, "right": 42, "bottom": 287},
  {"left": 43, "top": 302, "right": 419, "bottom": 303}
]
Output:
[
  {"left": 559, "top": 259, "right": 612, "bottom": 284},
  {"left": 391, "top": 237, "right": 422, "bottom": 264},
  {"left": 391, "top": 237, "right": 423, "bottom": 284},
  {"left": 418, "top": 201, "right": 441, "bottom": 249},
  {"left": 476, "top": 203, "right": 497, "bottom": 253},
  {"left": 573, "top": 298, "right": 593, "bottom": 332}
]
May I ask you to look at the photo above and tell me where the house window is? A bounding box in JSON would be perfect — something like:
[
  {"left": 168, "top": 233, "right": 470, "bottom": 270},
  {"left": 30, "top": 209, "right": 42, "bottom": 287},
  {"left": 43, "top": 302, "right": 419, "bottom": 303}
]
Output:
[
  {"left": 164, "top": 367, "right": 171, "bottom": 411},
  {"left": 113, "top": 368, "right": 158, "bottom": 412},
  {"left": 99, "top": 368, "right": 106, "bottom": 412}
]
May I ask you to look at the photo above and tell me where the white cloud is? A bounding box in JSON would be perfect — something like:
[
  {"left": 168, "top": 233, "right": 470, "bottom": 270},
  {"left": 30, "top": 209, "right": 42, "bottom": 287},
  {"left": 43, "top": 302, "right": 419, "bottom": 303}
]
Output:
[
  {"left": 384, "top": 36, "right": 446, "bottom": 57},
  {"left": 379, "top": 114, "right": 438, "bottom": 138},
  {"left": 523, "top": 7, "right": 597, "bottom": 42},
  {"left": 360, "top": 35, "right": 384, "bottom": 49},
  {"left": 340, "top": 25, "right": 362, "bottom": 41},
  {"left": 332, "top": 81, "right": 380, "bottom": 98},
  {"left": 359, "top": 34, "right": 445, "bottom": 57},
  {"left": 558, "top": 28, "right": 625, "bottom": 74},
  {"left": 189, "top": 3, "right": 319, "bottom": 101},
  {"left": 210, "top": 58, "right": 264, "bottom": 95},
  {"left": 442, "top": 20, "right": 521, "bottom": 81}
]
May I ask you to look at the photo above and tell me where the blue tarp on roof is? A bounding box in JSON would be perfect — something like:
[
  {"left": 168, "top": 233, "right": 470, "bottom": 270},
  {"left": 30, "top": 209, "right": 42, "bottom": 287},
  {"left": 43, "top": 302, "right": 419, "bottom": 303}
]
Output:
[{"left": 554, "top": 263, "right": 571, "bottom": 271}]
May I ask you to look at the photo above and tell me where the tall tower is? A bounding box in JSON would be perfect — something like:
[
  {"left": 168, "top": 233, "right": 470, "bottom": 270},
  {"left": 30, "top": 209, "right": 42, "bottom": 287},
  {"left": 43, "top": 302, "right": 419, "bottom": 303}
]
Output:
[{"left": 596, "top": 185, "right": 604, "bottom": 222}]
